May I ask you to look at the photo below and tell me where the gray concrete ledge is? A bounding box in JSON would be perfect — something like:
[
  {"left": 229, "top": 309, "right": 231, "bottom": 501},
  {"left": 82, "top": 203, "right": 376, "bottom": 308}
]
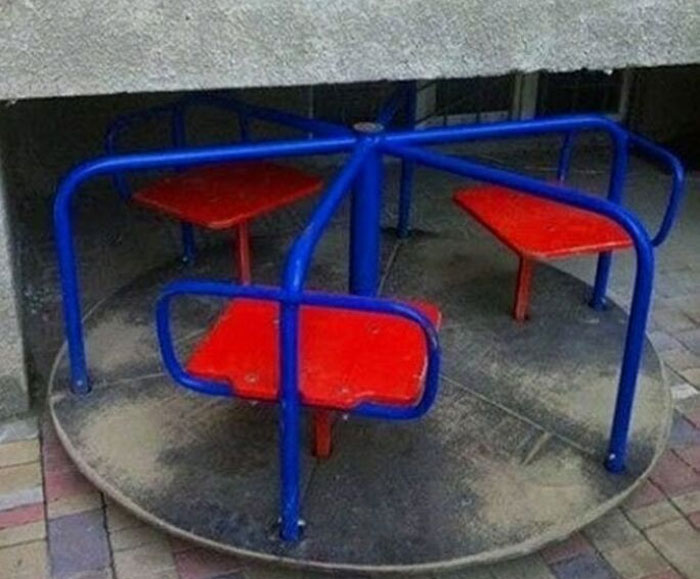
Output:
[{"left": 1, "top": 0, "right": 699, "bottom": 101}]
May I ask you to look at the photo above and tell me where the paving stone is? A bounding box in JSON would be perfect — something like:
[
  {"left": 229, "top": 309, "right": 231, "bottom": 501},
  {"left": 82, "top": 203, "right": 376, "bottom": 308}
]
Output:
[
  {"left": 113, "top": 541, "right": 176, "bottom": 579},
  {"left": 625, "top": 481, "right": 666, "bottom": 510},
  {"left": 670, "top": 382, "right": 699, "bottom": 401},
  {"left": 600, "top": 539, "right": 669, "bottom": 579},
  {"left": 680, "top": 367, "right": 700, "bottom": 387},
  {"left": 649, "top": 331, "right": 683, "bottom": 352},
  {"left": 675, "top": 445, "right": 700, "bottom": 471},
  {"left": 0, "top": 485, "right": 44, "bottom": 511},
  {"left": 651, "top": 308, "right": 696, "bottom": 333},
  {"left": 645, "top": 518, "right": 700, "bottom": 579},
  {"left": 668, "top": 412, "right": 700, "bottom": 448},
  {"left": 44, "top": 466, "right": 96, "bottom": 502},
  {"left": 661, "top": 347, "right": 700, "bottom": 373},
  {"left": 41, "top": 434, "right": 78, "bottom": 474},
  {"left": 680, "top": 405, "right": 700, "bottom": 428},
  {"left": 664, "top": 366, "right": 688, "bottom": 387},
  {"left": 242, "top": 566, "right": 305, "bottom": 579},
  {"left": 106, "top": 501, "right": 144, "bottom": 532},
  {"left": 649, "top": 451, "right": 700, "bottom": 496},
  {"left": 0, "top": 502, "right": 44, "bottom": 530},
  {"left": 626, "top": 500, "right": 683, "bottom": 530},
  {"left": 689, "top": 511, "right": 700, "bottom": 530},
  {"left": 540, "top": 533, "right": 595, "bottom": 565},
  {"left": 0, "top": 519, "right": 45, "bottom": 548},
  {"left": 0, "top": 439, "right": 40, "bottom": 468},
  {"left": 174, "top": 546, "right": 243, "bottom": 579},
  {"left": 677, "top": 328, "right": 700, "bottom": 356},
  {"left": 48, "top": 509, "right": 111, "bottom": 578},
  {"left": 111, "top": 524, "right": 169, "bottom": 552},
  {"left": 47, "top": 490, "right": 102, "bottom": 519},
  {"left": 490, "top": 553, "right": 555, "bottom": 578},
  {"left": 0, "top": 417, "right": 39, "bottom": 444},
  {"left": 670, "top": 489, "right": 700, "bottom": 515},
  {"left": 0, "top": 539, "right": 48, "bottom": 577},
  {"left": 638, "top": 569, "right": 684, "bottom": 579},
  {"left": 549, "top": 551, "right": 617, "bottom": 579},
  {"left": 0, "top": 462, "right": 42, "bottom": 496},
  {"left": 584, "top": 508, "right": 643, "bottom": 551},
  {"left": 169, "top": 535, "right": 196, "bottom": 554},
  {"left": 66, "top": 569, "right": 114, "bottom": 579}
]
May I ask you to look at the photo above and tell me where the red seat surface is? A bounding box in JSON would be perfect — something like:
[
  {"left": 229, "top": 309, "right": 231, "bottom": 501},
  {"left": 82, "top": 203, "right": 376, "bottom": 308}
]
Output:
[
  {"left": 454, "top": 186, "right": 632, "bottom": 259},
  {"left": 186, "top": 298, "right": 442, "bottom": 410},
  {"left": 133, "top": 161, "right": 323, "bottom": 230}
]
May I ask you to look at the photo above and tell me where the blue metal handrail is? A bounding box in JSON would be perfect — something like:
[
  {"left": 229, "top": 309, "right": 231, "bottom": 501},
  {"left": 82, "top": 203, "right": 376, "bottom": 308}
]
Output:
[
  {"left": 155, "top": 274, "right": 441, "bottom": 542},
  {"left": 105, "top": 92, "right": 351, "bottom": 200},
  {"left": 381, "top": 140, "right": 655, "bottom": 474},
  {"left": 54, "top": 111, "right": 685, "bottom": 543},
  {"left": 155, "top": 280, "right": 441, "bottom": 417},
  {"left": 54, "top": 135, "right": 358, "bottom": 393},
  {"left": 554, "top": 129, "right": 685, "bottom": 247}
]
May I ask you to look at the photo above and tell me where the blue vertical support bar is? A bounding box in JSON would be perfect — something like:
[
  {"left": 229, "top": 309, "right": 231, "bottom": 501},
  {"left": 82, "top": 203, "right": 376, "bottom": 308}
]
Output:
[
  {"left": 557, "top": 131, "right": 576, "bottom": 183},
  {"left": 54, "top": 175, "right": 91, "bottom": 394},
  {"left": 397, "top": 82, "right": 418, "bottom": 238},
  {"left": 350, "top": 131, "right": 383, "bottom": 296},
  {"left": 172, "top": 104, "right": 197, "bottom": 263},
  {"left": 605, "top": 237, "right": 654, "bottom": 472},
  {"left": 278, "top": 300, "right": 302, "bottom": 541},
  {"left": 590, "top": 132, "right": 629, "bottom": 309}
]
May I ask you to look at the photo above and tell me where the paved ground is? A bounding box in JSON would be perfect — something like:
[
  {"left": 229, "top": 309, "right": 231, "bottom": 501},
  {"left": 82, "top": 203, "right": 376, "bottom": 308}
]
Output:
[{"left": 1, "top": 142, "right": 699, "bottom": 577}]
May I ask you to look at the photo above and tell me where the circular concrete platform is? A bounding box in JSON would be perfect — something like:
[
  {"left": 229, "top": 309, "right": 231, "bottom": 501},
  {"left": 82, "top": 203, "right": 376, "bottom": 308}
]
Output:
[{"left": 49, "top": 230, "right": 671, "bottom": 575}]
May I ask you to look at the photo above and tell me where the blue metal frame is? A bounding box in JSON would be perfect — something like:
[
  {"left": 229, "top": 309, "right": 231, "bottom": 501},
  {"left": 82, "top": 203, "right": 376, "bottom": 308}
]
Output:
[
  {"left": 105, "top": 92, "right": 352, "bottom": 262},
  {"left": 55, "top": 111, "right": 684, "bottom": 541}
]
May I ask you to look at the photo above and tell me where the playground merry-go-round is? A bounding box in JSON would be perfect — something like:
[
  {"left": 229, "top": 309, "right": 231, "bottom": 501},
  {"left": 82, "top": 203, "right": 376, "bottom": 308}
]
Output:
[{"left": 48, "top": 85, "right": 685, "bottom": 575}]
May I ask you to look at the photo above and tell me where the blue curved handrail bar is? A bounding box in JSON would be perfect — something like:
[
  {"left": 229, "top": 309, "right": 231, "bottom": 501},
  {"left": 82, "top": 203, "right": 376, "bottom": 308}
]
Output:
[
  {"left": 381, "top": 140, "right": 655, "bottom": 473},
  {"left": 283, "top": 140, "right": 372, "bottom": 294},
  {"left": 155, "top": 280, "right": 441, "bottom": 419},
  {"left": 54, "top": 135, "right": 358, "bottom": 393},
  {"left": 105, "top": 92, "right": 352, "bottom": 199}
]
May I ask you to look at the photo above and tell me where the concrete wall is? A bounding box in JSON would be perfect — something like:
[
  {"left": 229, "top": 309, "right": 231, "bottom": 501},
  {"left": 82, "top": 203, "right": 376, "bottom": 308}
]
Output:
[
  {"left": 1, "top": 0, "right": 699, "bottom": 101},
  {"left": 0, "top": 138, "right": 28, "bottom": 418}
]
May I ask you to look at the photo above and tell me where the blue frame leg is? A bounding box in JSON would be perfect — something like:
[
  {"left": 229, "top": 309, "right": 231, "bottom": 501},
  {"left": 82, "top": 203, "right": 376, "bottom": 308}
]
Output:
[
  {"left": 279, "top": 303, "right": 302, "bottom": 541},
  {"left": 180, "top": 222, "right": 196, "bottom": 264},
  {"left": 397, "top": 82, "right": 417, "bottom": 238},
  {"left": 604, "top": 243, "right": 654, "bottom": 472},
  {"left": 590, "top": 251, "right": 612, "bottom": 309},
  {"left": 350, "top": 138, "right": 383, "bottom": 296}
]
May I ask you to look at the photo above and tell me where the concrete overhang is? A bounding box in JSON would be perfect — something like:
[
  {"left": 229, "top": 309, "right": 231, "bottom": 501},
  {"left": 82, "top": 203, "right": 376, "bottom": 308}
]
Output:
[{"left": 1, "top": 0, "right": 699, "bottom": 101}]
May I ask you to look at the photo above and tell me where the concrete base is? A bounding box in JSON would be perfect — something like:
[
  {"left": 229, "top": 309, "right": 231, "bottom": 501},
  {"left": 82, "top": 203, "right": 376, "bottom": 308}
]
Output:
[{"left": 48, "top": 226, "right": 670, "bottom": 575}]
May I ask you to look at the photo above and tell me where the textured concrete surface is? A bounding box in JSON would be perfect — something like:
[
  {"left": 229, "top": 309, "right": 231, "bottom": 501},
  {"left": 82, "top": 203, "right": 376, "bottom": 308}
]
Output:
[
  {"left": 0, "top": 0, "right": 699, "bottom": 101},
  {"left": 0, "top": 140, "right": 29, "bottom": 419},
  {"left": 46, "top": 236, "right": 668, "bottom": 571}
]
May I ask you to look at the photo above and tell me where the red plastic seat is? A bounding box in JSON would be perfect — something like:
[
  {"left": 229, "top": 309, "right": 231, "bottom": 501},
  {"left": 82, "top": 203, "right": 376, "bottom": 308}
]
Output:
[
  {"left": 134, "top": 161, "right": 322, "bottom": 230},
  {"left": 186, "top": 298, "right": 442, "bottom": 410},
  {"left": 133, "top": 161, "right": 323, "bottom": 282},
  {"left": 454, "top": 185, "right": 632, "bottom": 320}
]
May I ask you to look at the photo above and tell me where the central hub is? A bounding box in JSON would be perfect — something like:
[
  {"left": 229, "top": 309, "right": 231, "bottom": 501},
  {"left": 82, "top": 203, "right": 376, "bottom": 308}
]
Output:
[{"left": 352, "top": 121, "right": 384, "bottom": 134}]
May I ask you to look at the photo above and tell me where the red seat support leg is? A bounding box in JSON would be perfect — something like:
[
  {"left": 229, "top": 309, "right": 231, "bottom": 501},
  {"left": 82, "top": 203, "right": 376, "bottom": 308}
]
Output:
[
  {"left": 235, "top": 221, "right": 251, "bottom": 284},
  {"left": 312, "top": 410, "right": 332, "bottom": 459},
  {"left": 513, "top": 256, "right": 534, "bottom": 322}
]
